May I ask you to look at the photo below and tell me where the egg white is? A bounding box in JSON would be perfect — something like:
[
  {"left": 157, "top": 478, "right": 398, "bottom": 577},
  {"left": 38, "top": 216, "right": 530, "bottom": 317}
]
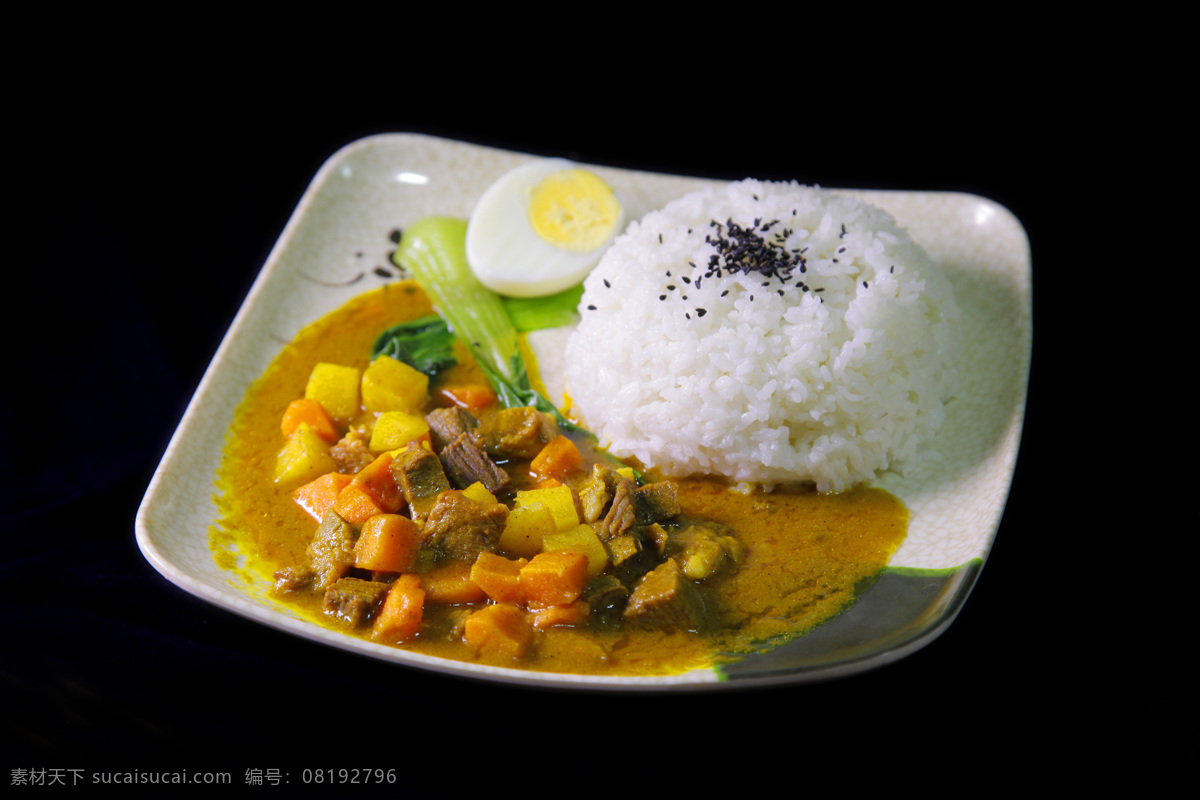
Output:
[{"left": 465, "top": 158, "right": 624, "bottom": 298}]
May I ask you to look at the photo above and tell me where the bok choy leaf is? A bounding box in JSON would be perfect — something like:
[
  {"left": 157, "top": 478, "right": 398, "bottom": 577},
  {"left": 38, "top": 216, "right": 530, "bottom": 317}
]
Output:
[{"left": 393, "top": 217, "right": 585, "bottom": 433}]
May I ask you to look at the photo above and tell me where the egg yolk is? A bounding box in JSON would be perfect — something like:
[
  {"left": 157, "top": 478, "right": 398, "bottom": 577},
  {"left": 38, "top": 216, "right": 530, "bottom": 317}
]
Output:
[{"left": 527, "top": 169, "right": 622, "bottom": 253}]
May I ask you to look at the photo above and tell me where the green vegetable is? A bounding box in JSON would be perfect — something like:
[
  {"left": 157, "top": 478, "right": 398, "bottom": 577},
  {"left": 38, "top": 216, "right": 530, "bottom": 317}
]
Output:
[
  {"left": 502, "top": 284, "right": 584, "bottom": 332},
  {"left": 370, "top": 314, "right": 458, "bottom": 376},
  {"left": 393, "top": 217, "right": 585, "bottom": 433}
]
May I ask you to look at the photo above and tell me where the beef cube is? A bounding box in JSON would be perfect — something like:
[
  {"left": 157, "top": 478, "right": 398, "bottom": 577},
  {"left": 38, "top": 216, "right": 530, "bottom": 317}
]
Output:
[
  {"left": 420, "top": 491, "right": 508, "bottom": 562},
  {"left": 439, "top": 433, "right": 511, "bottom": 494},
  {"left": 330, "top": 429, "right": 375, "bottom": 474},
  {"left": 272, "top": 566, "right": 317, "bottom": 594},
  {"left": 597, "top": 475, "right": 636, "bottom": 541},
  {"left": 667, "top": 523, "right": 744, "bottom": 581},
  {"left": 323, "top": 577, "right": 390, "bottom": 627},
  {"left": 623, "top": 559, "right": 706, "bottom": 631},
  {"left": 426, "top": 407, "right": 478, "bottom": 451},
  {"left": 606, "top": 532, "right": 658, "bottom": 586},
  {"left": 307, "top": 510, "right": 358, "bottom": 589},
  {"left": 392, "top": 444, "right": 451, "bottom": 522},
  {"left": 474, "top": 407, "right": 559, "bottom": 459},
  {"left": 633, "top": 481, "right": 680, "bottom": 524},
  {"left": 577, "top": 470, "right": 611, "bottom": 523},
  {"left": 583, "top": 574, "right": 629, "bottom": 619}
]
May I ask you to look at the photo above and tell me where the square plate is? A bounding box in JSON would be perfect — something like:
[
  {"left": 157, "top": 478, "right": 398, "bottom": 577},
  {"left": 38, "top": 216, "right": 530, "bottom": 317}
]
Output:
[{"left": 136, "top": 133, "right": 1032, "bottom": 690}]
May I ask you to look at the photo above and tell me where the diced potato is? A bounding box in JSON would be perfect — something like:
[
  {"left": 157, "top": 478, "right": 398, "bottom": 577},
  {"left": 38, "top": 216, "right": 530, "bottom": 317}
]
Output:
[
  {"left": 361, "top": 355, "right": 428, "bottom": 414},
  {"left": 462, "top": 481, "right": 498, "bottom": 506},
  {"left": 513, "top": 485, "right": 579, "bottom": 532},
  {"left": 369, "top": 410, "right": 430, "bottom": 452},
  {"left": 273, "top": 424, "right": 337, "bottom": 485},
  {"left": 543, "top": 524, "right": 609, "bottom": 577},
  {"left": 305, "top": 363, "right": 361, "bottom": 423},
  {"left": 498, "top": 504, "right": 554, "bottom": 558}
]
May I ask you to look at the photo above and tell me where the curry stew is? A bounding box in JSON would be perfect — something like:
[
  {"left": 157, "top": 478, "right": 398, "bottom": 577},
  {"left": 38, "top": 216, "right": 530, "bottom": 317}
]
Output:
[{"left": 212, "top": 282, "right": 907, "bottom": 676}]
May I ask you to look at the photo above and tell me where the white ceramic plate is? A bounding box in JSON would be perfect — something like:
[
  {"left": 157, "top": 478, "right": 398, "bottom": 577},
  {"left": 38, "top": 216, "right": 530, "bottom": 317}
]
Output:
[{"left": 135, "top": 133, "right": 1032, "bottom": 690}]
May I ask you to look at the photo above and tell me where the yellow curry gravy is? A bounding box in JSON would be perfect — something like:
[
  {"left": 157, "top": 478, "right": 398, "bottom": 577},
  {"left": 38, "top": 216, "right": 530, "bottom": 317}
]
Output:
[{"left": 212, "top": 282, "right": 907, "bottom": 676}]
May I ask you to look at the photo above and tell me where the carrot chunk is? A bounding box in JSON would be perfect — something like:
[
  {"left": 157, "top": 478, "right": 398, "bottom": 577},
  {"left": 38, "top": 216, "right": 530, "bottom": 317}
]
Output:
[
  {"left": 281, "top": 398, "right": 340, "bottom": 443},
  {"left": 354, "top": 514, "right": 420, "bottom": 573},
  {"left": 438, "top": 384, "right": 498, "bottom": 412},
  {"left": 519, "top": 551, "right": 589, "bottom": 607},
  {"left": 470, "top": 552, "right": 528, "bottom": 604},
  {"left": 530, "top": 435, "right": 585, "bottom": 481},
  {"left": 531, "top": 600, "right": 590, "bottom": 630},
  {"left": 371, "top": 574, "right": 425, "bottom": 644},
  {"left": 463, "top": 604, "right": 534, "bottom": 660},
  {"left": 334, "top": 452, "right": 405, "bottom": 524},
  {"left": 419, "top": 562, "right": 488, "bottom": 605},
  {"left": 292, "top": 472, "right": 353, "bottom": 522}
]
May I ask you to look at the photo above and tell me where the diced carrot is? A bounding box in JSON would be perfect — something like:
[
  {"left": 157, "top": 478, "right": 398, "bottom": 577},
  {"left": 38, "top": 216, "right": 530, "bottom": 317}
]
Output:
[
  {"left": 463, "top": 603, "right": 534, "bottom": 660},
  {"left": 530, "top": 435, "right": 585, "bottom": 481},
  {"left": 534, "top": 478, "right": 563, "bottom": 490},
  {"left": 470, "top": 552, "right": 528, "bottom": 604},
  {"left": 281, "top": 398, "right": 340, "bottom": 443},
  {"left": 292, "top": 472, "right": 353, "bottom": 522},
  {"left": 418, "top": 562, "right": 488, "bottom": 605},
  {"left": 438, "top": 384, "right": 498, "bottom": 412},
  {"left": 354, "top": 514, "right": 421, "bottom": 573},
  {"left": 371, "top": 574, "right": 425, "bottom": 644},
  {"left": 519, "top": 551, "right": 589, "bottom": 607},
  {"left": 333, "top": 452, "right": 404, "bottom": 524},
  {"left": 333, "top": 484, "right": 388, "bottom": 525},
  {"left": 531, "top": 599, "right": 590, "bottom": 630}
]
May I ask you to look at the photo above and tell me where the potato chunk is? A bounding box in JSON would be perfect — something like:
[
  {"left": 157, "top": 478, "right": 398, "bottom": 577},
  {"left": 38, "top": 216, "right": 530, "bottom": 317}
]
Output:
[
  {"left": 305, "top": 363, "right": 361, "bottom": 423},
  {"left": 361, "top": 355, "right": 428, "bottom": 414}
]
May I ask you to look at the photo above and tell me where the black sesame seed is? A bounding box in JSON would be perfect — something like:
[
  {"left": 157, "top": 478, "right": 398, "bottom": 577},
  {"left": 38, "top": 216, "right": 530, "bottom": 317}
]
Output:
[
  {"left": 389, "top": 228, "right": 403, "bottom": 244},
  {"left": 682, "top": 276, "right": 691, "bottom": 284},
  {"left": 658, "top": 233, "right": 663, "bottom": 243},
  {"left": 696, "top": 308, "right": 707, "bottom": 317},
  {"left": 374, "top": 267, "right": 393, "bottom": 278},
  {"left": 587, "top": 304, "right": 597, "bottom": 310},
  {"left": 603, "top": 279, "right": 611, "bottom": 288},
  {"left": 667, "top": 285, "right": 676, "bottom": 291},
  {"left": 659, "top": 295, "right": 666, "bottom": 301},
  {"left": 686, "top": 312, "right": 691, "bottom": 319},
  {"left": 863, "top": 281, "right": 868, "bottom": 288},
  {"left": 720, "top": 290, "right": 729, "bottom": 297}
]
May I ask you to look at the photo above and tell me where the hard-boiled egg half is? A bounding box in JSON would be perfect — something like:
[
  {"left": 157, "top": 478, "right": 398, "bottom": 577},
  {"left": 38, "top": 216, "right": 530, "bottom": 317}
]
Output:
[{"left": 465, "top": 158, "right": 625, "bottom": 297}]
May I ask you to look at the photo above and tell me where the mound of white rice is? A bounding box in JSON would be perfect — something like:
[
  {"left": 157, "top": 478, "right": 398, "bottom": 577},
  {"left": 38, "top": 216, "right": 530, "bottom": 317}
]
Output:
[{"left": 562, "top": 179, "right": 961, "bottom": 493}]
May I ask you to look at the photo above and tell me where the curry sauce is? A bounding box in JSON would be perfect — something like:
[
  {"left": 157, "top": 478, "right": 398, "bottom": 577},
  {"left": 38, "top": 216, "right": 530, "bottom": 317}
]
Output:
[{"left": 211, "top": 282, "right": 907, "bottom": 676}]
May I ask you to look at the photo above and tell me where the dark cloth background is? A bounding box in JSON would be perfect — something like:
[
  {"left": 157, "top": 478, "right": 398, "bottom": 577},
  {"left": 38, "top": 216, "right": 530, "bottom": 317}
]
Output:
[{"left": 4, "top": 85, "right": 1189, "bottom": 787}]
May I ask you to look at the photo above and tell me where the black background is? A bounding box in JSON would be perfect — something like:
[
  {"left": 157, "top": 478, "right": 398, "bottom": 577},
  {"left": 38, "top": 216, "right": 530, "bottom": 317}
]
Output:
[{"left": 5, "top": 78, "right": 1189, "bottom": 788}]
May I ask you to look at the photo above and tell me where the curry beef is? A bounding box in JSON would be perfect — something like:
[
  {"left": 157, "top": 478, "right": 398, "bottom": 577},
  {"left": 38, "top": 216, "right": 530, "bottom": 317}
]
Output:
[{"left": 213, "top": 283, "right": 908, "bottom": 676}]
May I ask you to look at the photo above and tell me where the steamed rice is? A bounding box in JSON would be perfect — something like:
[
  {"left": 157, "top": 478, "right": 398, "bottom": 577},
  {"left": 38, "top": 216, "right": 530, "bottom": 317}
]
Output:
[{"left": 562, "top": 179, "right": 960, "bottom": 493}]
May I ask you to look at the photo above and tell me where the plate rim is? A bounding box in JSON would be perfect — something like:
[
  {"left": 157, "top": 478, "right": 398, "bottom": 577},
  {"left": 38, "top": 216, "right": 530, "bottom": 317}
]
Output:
[{"left": 135, "top": 131, "right": 1032, "bottom": 691}]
